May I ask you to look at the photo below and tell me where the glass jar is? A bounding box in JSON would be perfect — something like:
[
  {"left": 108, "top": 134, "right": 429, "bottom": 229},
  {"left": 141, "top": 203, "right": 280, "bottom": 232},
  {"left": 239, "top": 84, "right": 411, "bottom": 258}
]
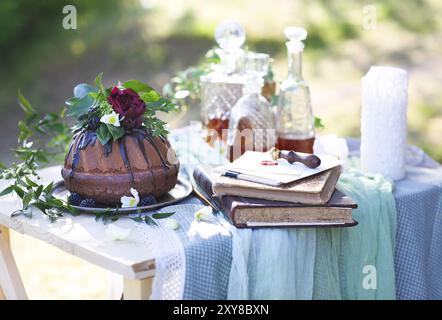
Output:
[{"left": 227, "top": 76, "right": 276, "bottom": 162}]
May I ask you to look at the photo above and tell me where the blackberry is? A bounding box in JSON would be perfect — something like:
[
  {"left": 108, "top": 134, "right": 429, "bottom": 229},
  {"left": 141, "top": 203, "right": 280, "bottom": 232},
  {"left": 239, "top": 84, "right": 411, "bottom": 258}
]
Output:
[
  {"left": 87, "top": 117, "right": 101, "bottom": 130},
  {"left": 80, "top": 198, "right": 96, "bottom": 208},
  {"left": 68, "top": 193, "right": 82, "bottom": 206},
  {"left": 139, "top": 195, "right": 157, "bottom": 207},
  {"left": 88, "top": 106, "right": 99, "bottom": 114}
]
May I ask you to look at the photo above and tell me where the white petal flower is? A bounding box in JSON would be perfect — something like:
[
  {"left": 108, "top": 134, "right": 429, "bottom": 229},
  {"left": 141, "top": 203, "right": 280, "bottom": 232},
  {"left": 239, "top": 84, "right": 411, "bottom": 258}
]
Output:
[
  {"left": 130, "top": 188, "right": 139, "bottom": 203},
  {"left": 105, "top": 224, "right": 131, "bottom": 241},
  {"left": 194, "top": 206, "right": 216, "bottom": 223},
  {"left": 175, "top": 90, "right": 190, "bottom": 99},
  {"left": 164, "top": 218, "right": 180, "bottom": 230},
  {"left": 121, "top": 188, "right": 140, "bottom": 208},
  {"left": 100, "top": 111, "right": 120, "bottom": 127}
]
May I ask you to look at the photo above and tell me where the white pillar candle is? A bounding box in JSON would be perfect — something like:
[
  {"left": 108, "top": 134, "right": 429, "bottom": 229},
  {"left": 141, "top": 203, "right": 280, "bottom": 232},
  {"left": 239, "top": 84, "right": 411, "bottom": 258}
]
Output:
[{"left": 361, "top": 66, "right": 408, "bottom": 181}]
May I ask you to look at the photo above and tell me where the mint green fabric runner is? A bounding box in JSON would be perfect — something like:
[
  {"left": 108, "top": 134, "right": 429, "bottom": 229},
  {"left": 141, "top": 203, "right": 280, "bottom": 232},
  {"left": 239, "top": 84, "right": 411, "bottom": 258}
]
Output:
[
  {"left": 228, "top": 228, "right": 316, "bottom": 299},
  {"left": 313, "top": 166, "right": 397, "bottom": 299},
  {"left": 228, "top": 163, "right": 397, "bottom": 300}
]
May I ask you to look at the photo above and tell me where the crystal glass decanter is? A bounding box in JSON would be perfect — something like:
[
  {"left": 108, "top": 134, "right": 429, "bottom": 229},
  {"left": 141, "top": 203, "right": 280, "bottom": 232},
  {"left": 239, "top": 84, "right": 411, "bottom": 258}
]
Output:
[
  {"left": 227, "top": 75, "right": 276, "bottom": 162},
  {"left": 200, "top": 21, "right": 246, "bottom": 142},
  {"left": 276, "top": 27, "right": 315, "bottom": 153}
]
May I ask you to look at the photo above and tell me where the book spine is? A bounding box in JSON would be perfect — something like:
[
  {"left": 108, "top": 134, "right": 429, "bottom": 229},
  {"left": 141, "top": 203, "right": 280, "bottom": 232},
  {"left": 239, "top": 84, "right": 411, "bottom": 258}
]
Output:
[{"left": 193, "top": 166, "right": 236, "bottom": 225}]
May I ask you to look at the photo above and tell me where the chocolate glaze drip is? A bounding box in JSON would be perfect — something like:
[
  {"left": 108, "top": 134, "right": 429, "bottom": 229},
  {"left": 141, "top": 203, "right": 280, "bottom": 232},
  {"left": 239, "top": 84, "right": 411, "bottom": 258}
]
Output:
[
  {"left": 132, "top": 131, "right": 157, "bottom": 190},
  {"left": 70, "top": 133, "right": 84, "bottom": 177},
  {"left": 132, "top": 131, "right": 150, "bottom": 166},
  {"left": 132, "top": 128, "right": 170, "bottom": 171},
  {"left": 67, "top": 127, "right": 174, "bottom": 184},
  {"left": 104, "top": 140, "right": 113, "bottom": 157},
  {"left": 145, "top": 133, "right": 171, "bottom": 170},
  {"left": 63, "top": 126, "right": 178, "bottom": 204},
  {"left": 69, "top": 131, "right": 98, "bottom": 178},
  {"left": 118, "top": 137, "right": 134, "bottom": 183},
  {"left": 79, "top": 131, "right": 97, "bottom": 149},
  {"left": 65, "top": 140, "right": 74, "bottom": 163}
]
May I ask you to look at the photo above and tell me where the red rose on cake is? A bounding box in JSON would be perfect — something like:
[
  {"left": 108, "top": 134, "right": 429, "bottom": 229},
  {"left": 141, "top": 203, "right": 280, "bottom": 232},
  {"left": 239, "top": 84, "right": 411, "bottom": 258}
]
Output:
[{"left": 107, "top": 87, "right": 146, "bottom": 128}]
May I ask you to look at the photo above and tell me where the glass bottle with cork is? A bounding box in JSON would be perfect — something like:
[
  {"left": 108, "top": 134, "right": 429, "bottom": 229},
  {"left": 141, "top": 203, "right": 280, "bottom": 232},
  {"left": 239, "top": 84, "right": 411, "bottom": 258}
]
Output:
[
  {"left": 200, "top": 21, "right": 246, "bottom": 142},
  {"left": 227, "top": 59, "right": 276, "bottom": 162},
  {"left": 276, "top": 26, "right": 315, "bottom": 153}
]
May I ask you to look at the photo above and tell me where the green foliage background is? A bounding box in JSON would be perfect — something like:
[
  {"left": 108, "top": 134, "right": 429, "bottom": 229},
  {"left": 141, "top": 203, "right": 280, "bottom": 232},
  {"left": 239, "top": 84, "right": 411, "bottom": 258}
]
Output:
[{"left": 0, "top": 0, "right": 441, "bottom": 163}]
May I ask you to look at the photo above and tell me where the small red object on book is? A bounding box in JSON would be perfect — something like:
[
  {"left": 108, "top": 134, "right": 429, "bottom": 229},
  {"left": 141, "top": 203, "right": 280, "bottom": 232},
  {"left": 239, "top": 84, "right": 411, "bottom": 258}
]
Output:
[{"left": 260, "top": 160, "right": 278, "bottom": 166}]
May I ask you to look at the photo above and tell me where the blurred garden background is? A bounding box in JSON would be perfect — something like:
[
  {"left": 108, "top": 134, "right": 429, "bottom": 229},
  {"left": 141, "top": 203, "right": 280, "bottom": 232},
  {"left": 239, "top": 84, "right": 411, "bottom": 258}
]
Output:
[{"left": 1, "top": 0, "right": 441, "bottom": 299}]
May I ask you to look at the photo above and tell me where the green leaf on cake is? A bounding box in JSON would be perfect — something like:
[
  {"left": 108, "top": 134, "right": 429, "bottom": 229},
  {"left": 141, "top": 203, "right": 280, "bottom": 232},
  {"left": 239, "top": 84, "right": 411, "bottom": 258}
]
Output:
[
  {"left": 66, "top": 84, "right": 99, "bottom": 118},
  {"left": 140, "top": 90, "right": 161, "bottom": 103},
  {"left": 65, "top": 97, "right": 79, "bottom": 106},
  {"left": 97, "top": 123, "right": 112, "bottom": 145},
  {"left": 94, "top": 72, "right": 109, "bottom": 97},
  {"left": 73, "top": 84, "right": 98, "bottom": 99},
  {"left": 122, "top": 79, "right": 155, "bottom": 93},
  {"left": 106, "top": 124, "right": 124, "bottom": 141},
  {"left": 66, "top": 94, "right": 96, "bottom": 118}
]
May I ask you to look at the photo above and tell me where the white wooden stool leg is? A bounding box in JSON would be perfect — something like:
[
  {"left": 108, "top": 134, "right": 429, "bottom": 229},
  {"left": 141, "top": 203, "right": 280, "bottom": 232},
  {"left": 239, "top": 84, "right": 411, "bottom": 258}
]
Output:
[
  {"left": 123, "top": 277, "right": 153, "bottom": 300},
  {"left": 0, "top": 225, "right": 28, "bottom": 300}
]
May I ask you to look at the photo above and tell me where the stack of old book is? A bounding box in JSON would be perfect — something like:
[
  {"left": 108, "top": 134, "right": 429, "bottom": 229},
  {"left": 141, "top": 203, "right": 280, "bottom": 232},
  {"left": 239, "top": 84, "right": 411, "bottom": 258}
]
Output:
[{"left": 193, "top": 151, "right": 358, "bottom": 228}]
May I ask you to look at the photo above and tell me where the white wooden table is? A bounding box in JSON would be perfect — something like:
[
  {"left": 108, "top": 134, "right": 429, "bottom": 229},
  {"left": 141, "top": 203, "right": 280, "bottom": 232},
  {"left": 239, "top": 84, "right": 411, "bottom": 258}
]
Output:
[{"left": 0, "top": 166, "right": 156, "bottom": 300}]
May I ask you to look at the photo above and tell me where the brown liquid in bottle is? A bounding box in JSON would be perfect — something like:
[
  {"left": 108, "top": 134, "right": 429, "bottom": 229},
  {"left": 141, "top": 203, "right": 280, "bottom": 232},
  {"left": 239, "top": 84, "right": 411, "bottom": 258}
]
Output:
[
  {"left": 205, "top": 117, "right": 229, "bottom": 144},
  {"left": 277, "top": 136, "right": 315, "bottom": 154},
  {"left": 227, "top": 139, "right": 270, "bottom": 162}
]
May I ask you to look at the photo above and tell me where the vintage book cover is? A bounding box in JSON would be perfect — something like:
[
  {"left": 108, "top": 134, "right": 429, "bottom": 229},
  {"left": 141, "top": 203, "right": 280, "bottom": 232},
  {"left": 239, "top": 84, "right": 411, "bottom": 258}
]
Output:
[{"left": 193, "top": 165, "right": 358, "bottom": 228}]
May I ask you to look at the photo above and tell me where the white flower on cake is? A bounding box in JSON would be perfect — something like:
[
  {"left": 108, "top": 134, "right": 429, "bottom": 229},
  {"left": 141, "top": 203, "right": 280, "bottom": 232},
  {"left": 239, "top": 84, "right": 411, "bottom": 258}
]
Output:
[
  {"left": 105, "top": 224, "right": 131, "bottom": 241},
  {"left": 121, "top": 188, "right": 140, "bottom": 208},
  {"left": 194, "top": 206, "right": 216, "bottom": 223},
  {"left": 164, "top": 218, "right": 180, "bottom": 230},
  {"left": 100, "top": 111, "right": 121, "bottom": 127}
]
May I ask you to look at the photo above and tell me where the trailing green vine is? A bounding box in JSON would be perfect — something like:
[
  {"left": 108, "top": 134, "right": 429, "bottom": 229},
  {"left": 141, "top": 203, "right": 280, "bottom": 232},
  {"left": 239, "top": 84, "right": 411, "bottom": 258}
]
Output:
[{"left": 0, "top": 90, "right": 77, "bottom": 222}]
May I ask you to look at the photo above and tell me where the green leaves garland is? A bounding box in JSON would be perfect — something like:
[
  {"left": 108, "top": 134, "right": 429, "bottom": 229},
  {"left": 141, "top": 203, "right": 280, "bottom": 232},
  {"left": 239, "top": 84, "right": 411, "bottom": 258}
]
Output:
[{"left": 1, "top": 92, "right": 78, "bottom": 222}]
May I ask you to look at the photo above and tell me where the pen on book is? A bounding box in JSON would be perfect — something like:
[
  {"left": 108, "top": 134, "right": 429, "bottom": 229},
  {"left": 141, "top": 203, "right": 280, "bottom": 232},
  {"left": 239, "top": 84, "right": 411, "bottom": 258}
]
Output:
[{"left": 222, "top": 170, "right": 282, "bottom": 187}]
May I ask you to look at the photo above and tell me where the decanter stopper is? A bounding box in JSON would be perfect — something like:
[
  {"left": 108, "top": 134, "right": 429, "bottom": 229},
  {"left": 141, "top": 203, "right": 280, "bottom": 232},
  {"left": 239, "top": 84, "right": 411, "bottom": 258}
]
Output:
[
  {"left": 215, "top": 21, "right": 246, "bottom": 74},
  {"left": 215, "top": 20, "right": 246, "bottom": 53},
  {"left": 284, "top": 26, "right": 307, "bottom": 52}
]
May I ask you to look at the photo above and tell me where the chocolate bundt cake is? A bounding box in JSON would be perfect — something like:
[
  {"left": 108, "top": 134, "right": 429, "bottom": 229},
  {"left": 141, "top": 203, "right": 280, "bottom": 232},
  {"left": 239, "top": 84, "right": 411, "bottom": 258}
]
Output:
[
  {"left": 62, "top": 76, "right": 181, "bottom": 206},
  {"left": 62, "top": 129, "right": 179, "bottom": 205}
]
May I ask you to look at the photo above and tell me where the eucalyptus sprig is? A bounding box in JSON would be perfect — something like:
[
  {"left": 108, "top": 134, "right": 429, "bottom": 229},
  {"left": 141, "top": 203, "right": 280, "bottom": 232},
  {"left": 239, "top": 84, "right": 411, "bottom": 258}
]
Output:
[
  {"left": 0, "top": 91, "right": 77, "bottom": 222},
  {"left": 130, "top": 211, "right": 176, "bottom": 226}
]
